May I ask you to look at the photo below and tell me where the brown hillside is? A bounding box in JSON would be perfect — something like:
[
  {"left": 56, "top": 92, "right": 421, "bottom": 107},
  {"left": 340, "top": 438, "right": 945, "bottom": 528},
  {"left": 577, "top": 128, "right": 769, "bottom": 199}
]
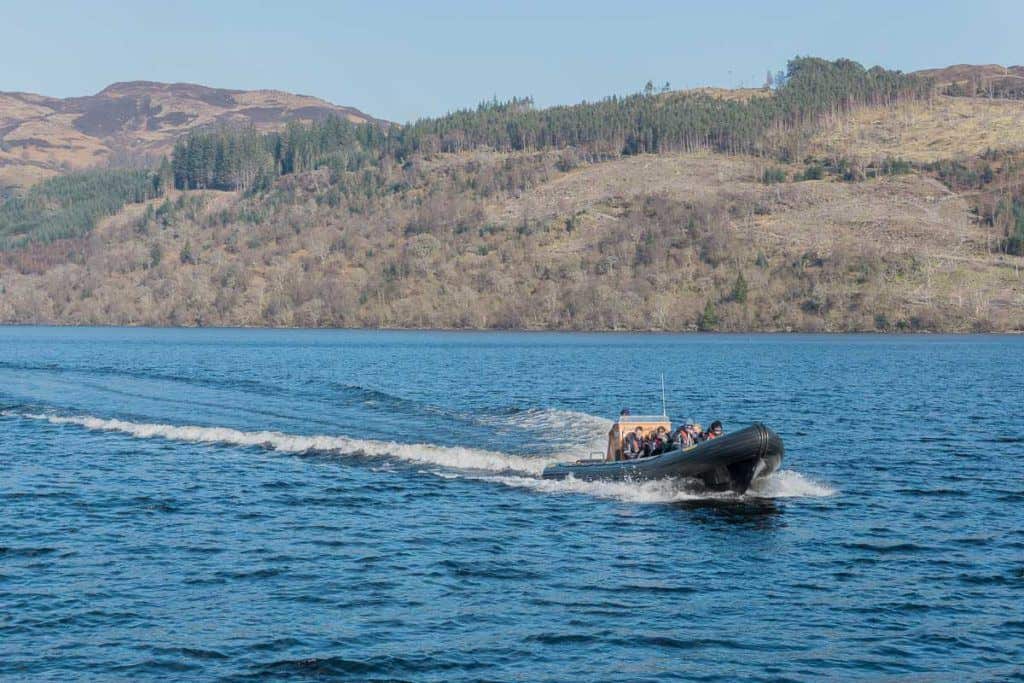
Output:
[
  {"left": 1, "top": 151, "right": 1020, "bottom": 331},
  {"left": 2, "top": 65, "right": 1023, "bottom": 332},
  {"left": 0, "top": 81, "right": 382, "bottom": 193},
  {"left": 915, "top": 64, "right": 1024, "bottom": 86},
  {"left": 914, "top": 64, "right": 1024, "bottom": 100},
  {"left": 811, "top": 95, "right": 1024, "bottom": 163}
]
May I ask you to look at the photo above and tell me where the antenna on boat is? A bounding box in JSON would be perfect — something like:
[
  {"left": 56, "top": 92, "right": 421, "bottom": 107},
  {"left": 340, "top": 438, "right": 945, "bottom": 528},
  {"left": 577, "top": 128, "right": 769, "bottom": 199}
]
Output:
[{"left": 661, "top": 373, "right": 667, "bottom": 418}]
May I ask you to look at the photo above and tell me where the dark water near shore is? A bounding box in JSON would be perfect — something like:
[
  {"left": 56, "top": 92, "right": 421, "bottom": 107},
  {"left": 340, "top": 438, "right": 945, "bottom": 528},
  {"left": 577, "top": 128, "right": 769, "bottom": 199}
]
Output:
[{"left": 1, "top": 328, "right": 1022, "bottom": 681}]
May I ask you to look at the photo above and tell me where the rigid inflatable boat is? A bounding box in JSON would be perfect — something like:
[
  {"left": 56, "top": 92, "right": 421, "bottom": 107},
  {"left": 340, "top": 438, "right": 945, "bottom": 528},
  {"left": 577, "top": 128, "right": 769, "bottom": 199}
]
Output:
[{"left": 541, "top": 417, "right": 783, "bottom": 493}]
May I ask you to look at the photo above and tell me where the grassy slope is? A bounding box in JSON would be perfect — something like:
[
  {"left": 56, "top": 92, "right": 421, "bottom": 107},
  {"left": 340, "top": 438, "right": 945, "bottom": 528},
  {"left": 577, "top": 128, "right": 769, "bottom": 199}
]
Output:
[
  {"left": 492, "top": 153, "right": 1022, "bottom": 329},
  {"left": 811, "top": 95, "right": 1024, "bottom": 163},
  {"left": 0, "top": 97, "right": 1022, "bottom": 331}
]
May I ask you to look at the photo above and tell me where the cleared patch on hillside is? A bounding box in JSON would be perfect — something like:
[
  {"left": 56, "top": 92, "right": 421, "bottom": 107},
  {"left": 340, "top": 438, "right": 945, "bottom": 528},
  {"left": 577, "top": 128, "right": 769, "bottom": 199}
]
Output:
[
  {"left": 0, "top": 165, "right": 58, "bottom": 192},
  {"left": 488, "top": 153, "right": 1022, "bottom": 328},
  {"left": 489, "top": 152, "right": 756, "bottom": 225},
  {"left": 812, "top": 96, "right": 1024, "bottom": 162}
]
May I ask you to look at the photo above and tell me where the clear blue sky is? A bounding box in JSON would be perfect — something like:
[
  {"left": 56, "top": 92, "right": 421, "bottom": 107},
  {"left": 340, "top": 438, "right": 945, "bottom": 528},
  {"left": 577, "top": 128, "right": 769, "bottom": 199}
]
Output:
[{"left": 3, "top": 0, "right": 1021, "bottom": 123}]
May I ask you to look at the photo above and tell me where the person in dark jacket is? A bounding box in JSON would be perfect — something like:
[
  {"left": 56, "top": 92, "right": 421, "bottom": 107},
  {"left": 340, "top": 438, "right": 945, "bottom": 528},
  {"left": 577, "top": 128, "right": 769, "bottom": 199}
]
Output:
[
  {"left": 706, "top": 421, "right": 724, "bottom": 439},
  {"left": 663, "top": 426, "right": 678, "bottom": 450},
  {"left": 623, "top": 426, "right": 644, "bottom": 459},
  {"left": 651, "top": 426, "right": 669, "bottom": 455},
  {"left": 641, "top": 433, "right": 653, "bottom": 458}
]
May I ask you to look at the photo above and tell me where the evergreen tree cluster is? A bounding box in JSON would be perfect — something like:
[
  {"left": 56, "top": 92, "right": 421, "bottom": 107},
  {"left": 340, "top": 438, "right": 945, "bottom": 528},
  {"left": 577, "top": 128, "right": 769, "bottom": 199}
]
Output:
[
  {"left": 171, "top": 118, "right": 387, "bottom": 192},
  {"left": 171, "top": 57, "right": 932, "bottom": 191},
  {"left": 171, "top": 126, "right": 276, "bottom": 192},
  {"left": 997, "top": 196, "right": 1024, "bottom": 256},
  {"left": 393, "top": 57, "right": 930, "bottom": 158},
  {"left": 0, "top": 169, "right": 163, "bottom": 248}
]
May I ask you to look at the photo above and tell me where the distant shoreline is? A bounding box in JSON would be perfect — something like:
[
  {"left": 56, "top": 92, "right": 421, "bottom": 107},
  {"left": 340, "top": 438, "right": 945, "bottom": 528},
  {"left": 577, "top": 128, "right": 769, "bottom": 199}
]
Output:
[{"left": 1, "top": 323, "right": 1021, "bottom": 336}]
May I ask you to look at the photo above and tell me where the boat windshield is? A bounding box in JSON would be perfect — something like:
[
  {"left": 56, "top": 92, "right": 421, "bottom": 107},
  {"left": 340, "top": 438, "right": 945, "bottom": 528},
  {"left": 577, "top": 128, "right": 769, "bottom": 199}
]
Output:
[{"left": 606, "top": 415, "right": 671, "bottom": 461}]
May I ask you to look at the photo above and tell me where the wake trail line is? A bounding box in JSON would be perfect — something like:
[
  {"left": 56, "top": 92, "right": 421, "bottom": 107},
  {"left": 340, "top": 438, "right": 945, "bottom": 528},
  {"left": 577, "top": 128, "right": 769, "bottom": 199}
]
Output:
[
  {"left": 8, "top": 409, "right": 835, "bottom": 503},
  {"left": 9, "top": 411, "right": 555, "bottom": 476}
]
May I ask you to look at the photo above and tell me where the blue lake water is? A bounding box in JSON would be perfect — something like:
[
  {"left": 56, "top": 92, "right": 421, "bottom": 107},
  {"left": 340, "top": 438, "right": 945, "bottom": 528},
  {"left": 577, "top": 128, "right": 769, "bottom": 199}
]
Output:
[{"left": 1, "top": 328, "right": 1022, "bottom": 681}]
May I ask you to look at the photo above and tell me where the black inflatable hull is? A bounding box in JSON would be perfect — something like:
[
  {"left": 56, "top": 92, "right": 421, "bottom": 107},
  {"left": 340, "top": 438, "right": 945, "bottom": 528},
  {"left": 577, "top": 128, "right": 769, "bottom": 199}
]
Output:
[{"left": 541, "top": 423, "right": 783, "bottom": 493}]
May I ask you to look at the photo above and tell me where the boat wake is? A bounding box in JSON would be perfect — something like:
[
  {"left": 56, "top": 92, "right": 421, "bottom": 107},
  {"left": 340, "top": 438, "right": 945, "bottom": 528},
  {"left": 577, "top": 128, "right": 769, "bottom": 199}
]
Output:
[
  {"left": 5, "top": 409, "right": 835, "bottom": 503},
  {"left": 468, "top": 469, "right": 834, "bottom": 504},
  {"left": 489, "top": 408, "right": 613, "bottom": 459},
  {"left": 10, "top": 411, "right": 554, "bottom": 476}
]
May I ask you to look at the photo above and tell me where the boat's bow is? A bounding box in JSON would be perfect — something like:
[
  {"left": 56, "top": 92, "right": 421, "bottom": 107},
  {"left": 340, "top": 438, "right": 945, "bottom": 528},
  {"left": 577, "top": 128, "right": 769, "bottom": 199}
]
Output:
[{"left": 714, "top": 423, "right": 784, "bottom": 492}]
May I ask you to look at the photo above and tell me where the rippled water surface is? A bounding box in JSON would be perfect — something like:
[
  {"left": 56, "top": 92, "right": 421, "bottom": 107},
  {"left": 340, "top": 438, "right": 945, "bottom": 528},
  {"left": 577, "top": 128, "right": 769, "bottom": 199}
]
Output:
[{"left": 1, "top": 328, "right": 1022, "bottom": 681}]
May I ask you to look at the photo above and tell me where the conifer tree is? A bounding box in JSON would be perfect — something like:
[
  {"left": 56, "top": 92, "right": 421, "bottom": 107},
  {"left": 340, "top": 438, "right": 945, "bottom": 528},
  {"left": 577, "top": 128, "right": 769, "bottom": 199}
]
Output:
[
  {"left": 698, "top": 300, "right": 719, "bottom": 331},
  {"left": 731, "top": 271, "right": 748, "bottom": 303}
]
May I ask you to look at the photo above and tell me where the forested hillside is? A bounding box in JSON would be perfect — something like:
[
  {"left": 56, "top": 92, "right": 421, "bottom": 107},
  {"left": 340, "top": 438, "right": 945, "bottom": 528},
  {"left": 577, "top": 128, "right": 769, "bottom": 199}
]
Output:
[
  {"left": 0, "top": 169, "right": 167, "bottom": 249},
  {"left": 166, "top": 57, "right": 930, "bottom": 194},
  {"left": 0, "top": 57, "right": 1022, "bottom": 331}
]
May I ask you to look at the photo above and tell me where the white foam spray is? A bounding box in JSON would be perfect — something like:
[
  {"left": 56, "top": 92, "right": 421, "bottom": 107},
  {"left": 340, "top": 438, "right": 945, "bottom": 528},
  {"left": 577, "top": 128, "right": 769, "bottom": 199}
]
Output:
[
  {"left": 8, "top": 409, "right": 835, "bottom": 503},
  {"left": 15, "top": 412, "right": 554, "bottom": 475},
  {"left": 460, "top": 469, "right": 835, "bottom": 504},
  {"left": 748, "top": 469, "right": 836, "bottom": 498},
  {"left": 491, "top": 408, "right": 612, "bottom": 459}
]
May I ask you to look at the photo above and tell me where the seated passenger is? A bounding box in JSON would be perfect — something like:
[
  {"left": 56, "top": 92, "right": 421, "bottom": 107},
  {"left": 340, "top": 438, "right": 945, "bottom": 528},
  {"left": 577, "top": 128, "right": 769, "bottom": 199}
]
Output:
[
  {"left": 675, "top": 424, "right": 695, "bottom": 447},
  {"left": 623, "top": 426, "right": 644, "bottom": 459},
  {"left": 662, "top": 425, "right": 677, "bottom": 450},
  {"left": 691, "top": 422, "right": 704, "bottom": 442},
  {"left": 706, "top": 420, "right": 724, "bottom": 439},
  {"left": 651, "top": 426, "right": 669, "bottom": 455}
]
